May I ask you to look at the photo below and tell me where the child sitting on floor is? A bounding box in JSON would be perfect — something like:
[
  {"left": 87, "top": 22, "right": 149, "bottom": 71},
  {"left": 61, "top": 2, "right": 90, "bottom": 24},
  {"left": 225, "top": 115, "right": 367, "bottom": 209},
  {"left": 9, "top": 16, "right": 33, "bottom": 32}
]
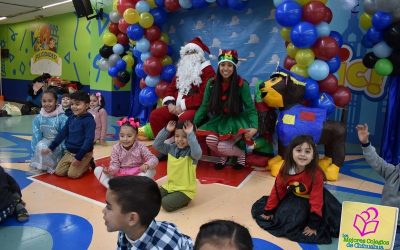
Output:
[
  {"left": 194, "top": 220, "right": 253, "bottom": 250},
  {"left": 0, "top": 166, "right": 29, "bottom": 223},
  {"left": 88, "top": 92, "right": 108, "bottom": 145},
  {"left": 60, "top": 93, "right": 72, "bottom": 117},
  {"left": 153, "top": 120, "right": 202, "bottom": 212},
  {"left": 94, "top": 117, "right": 158, "bottom": 188},
  {"left": 42, "top": 90, "right": 95, "bottom": 179},
  {"left": 30, "top": 89, "right": 67, "bottom": 173},
  {"left": 251, "top": 135, "right": 341, "bottom": 244}
]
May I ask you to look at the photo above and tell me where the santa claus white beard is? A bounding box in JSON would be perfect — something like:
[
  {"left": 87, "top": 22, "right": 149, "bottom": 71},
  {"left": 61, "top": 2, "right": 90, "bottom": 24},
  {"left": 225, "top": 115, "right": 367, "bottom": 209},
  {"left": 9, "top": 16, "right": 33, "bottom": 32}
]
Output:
[{"left": 176, "top": 53, "right": 204, "bottom": 95}]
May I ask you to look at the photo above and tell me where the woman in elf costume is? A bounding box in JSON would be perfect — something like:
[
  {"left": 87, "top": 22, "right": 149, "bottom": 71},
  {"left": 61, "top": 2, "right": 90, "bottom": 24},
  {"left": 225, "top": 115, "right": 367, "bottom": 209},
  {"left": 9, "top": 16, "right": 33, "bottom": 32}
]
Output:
[{"left": 193, "top": 49, "right": 258, "bottom": 170}]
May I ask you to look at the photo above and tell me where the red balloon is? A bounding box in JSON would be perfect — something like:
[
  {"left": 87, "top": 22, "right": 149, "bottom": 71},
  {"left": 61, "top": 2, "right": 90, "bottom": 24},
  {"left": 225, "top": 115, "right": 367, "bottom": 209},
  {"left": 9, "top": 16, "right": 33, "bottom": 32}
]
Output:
[
  {"left": 164, "top": 0, "right": 180, "bottom": 12},
  {"left": 143, "top": 56, "right": 163, "bottom": 76},
  {"left": 113, "top": 77, "right": 127, "bottom": 88},
  {"left": 155, "top": 81, "right": 170, "bottom": 98},
  {"left": 150, "top": 40, "right": 168, "bottom": 58},
  {"left": 318, "top": 74, "right": 338, "bottom": 95},
  {"left": 109, "top": 23, "right": 120, "bottom": 35},
  {"left": 322, "top": 7, "right": 333, "bottom": 23},
  {"left": 118, "top": 19, "right": 130, "bottom": 34},
  {"left": 139, "top": 78, "right": 146, "bottom": 89},
  {"left": 338, "top": 47, "right": 351, "bottom": 62},
  {"left": 312, "top": 37, "right": 339, "bottom": 61},
  {"left": 117, "top": 33, "right": 129, "bottom": 45},
  {"left": 117, "top": 0, "right": 138, "bottom": 15},
  {"left": 145, "top": 25, "right": 162, "bottom": 42},
  {"left": 333, "top": 86, "right": 352, "bottom": 107},
  {"left": 284, "top": 56, "right": 296, "bottom": 70},
  {"left": 302, "top": 1, "right": 327, "bottom": 25}
]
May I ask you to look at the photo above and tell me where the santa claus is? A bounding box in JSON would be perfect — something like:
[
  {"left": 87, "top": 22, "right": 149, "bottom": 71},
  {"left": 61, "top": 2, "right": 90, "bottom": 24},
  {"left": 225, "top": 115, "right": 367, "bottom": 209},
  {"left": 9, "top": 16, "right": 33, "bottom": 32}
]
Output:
[{"left": 138, "top": 37, "right": 215, "bottom": 140}]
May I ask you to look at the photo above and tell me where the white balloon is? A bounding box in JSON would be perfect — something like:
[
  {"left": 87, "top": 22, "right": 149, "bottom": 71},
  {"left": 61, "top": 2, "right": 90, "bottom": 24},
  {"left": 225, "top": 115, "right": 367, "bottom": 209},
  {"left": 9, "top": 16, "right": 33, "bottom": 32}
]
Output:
[
  {"left": 108, "top": 54, "right": 121, "bottom": 66},
  {"left": 98, "top": 58, "right": 110, "bottom": 71},
  {"left": 363, "top": 0, "right": 377, "bottom": 15},
  {"left": 109, "top": 11, "right": 121, "bottom": 23}
]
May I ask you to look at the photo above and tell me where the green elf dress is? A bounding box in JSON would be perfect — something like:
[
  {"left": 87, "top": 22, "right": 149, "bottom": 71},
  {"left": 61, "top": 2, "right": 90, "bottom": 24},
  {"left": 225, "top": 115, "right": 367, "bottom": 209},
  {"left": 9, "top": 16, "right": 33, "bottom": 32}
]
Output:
[{"left": 193, "top": 77, "right": 258, "bottom": 145}]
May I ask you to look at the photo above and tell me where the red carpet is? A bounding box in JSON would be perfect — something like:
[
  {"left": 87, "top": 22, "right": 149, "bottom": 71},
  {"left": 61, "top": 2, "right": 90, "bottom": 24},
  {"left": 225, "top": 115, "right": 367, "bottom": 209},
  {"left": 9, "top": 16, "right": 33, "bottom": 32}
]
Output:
[{"left": 33, "top": 153, "right": 262, "bottom": 203}]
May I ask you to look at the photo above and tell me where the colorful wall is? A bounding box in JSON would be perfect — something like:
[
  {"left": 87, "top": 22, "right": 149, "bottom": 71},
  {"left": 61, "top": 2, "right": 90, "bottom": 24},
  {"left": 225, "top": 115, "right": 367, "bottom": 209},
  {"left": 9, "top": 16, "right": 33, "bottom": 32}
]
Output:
[{"left": 0, "top": 8, "right": 131, "bottom": 116}]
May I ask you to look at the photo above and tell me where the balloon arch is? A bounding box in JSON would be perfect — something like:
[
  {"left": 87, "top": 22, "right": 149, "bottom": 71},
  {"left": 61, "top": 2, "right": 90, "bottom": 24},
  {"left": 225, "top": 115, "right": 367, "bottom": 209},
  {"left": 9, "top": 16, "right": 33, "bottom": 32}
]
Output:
[{"left": 97, "top": 0, "right": 358, "bottom": 118}]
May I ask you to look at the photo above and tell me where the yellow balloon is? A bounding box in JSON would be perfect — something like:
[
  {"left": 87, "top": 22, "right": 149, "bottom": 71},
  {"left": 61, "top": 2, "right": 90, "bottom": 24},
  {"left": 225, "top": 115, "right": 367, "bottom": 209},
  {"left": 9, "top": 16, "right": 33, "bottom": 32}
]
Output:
[
  {"left": 286, "top": 43, "right": 299, "bottom": 59},
  {"left": 296, "top": 0, "right": 310, "bottom": 6},
  {"left": 359, "top": 12, "right": 372, "bottom": 30},
  {"left": 122, "top": 55, "right": 135, "bottom": 69},
  {"left": 147, "top": 0, "right": 157, "bottom": 8},
  {"left": 295, "top": 49, "right": 315, "bottom": 67},
  {"left": 315, "top": 0, "right": 327, "bottom": 4},
  {"left": 280, "top": 27, "right": 291, "bottom": 42},
  {"left": 139, "top": 12, "right": 154, "bottom": 29},
  {"left": 290, "top": 64, "right": 309, "bottom": 77},
  {"left": 160, "top": 33, "right": 170, "bottom": 44},
  {"left": 124, "top": 8, "right": 139, "bottom": 24},
  {"left": 103, "top": 32, "right": 117, "bottom": 46},
  {"left": 161, "top": 55, "right": 173, "bottom": 66},
  {"left": 113, "top": 0, "right": 118, "bottom": 10}
]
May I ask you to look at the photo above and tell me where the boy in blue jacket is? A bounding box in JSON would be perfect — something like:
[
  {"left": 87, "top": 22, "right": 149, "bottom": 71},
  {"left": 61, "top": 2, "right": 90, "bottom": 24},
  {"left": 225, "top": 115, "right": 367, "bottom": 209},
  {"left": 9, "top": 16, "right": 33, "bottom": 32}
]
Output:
[{"left": 43, "top": 90, "right": 95, "bottom": 179}]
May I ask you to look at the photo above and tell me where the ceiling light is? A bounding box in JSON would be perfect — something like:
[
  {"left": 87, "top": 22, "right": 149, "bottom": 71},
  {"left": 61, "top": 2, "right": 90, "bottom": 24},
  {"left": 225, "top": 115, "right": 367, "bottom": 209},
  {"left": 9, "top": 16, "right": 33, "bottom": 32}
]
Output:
[
  {"left": 42, "top": 0, "right": 72, "bottom": 9},
  {"left": 0, "top": 17, "right": 7, "bottom": 21}
]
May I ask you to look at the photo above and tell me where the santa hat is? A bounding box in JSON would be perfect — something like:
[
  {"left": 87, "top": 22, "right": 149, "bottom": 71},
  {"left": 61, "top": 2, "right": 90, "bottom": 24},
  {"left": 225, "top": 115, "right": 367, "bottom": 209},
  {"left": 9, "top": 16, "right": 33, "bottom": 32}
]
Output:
[
  {"left": 180, "top": 37, "right": 210, "bottom": 57},
  {"left": 218, "top": 49, "right": 239, "bottom": 67}
]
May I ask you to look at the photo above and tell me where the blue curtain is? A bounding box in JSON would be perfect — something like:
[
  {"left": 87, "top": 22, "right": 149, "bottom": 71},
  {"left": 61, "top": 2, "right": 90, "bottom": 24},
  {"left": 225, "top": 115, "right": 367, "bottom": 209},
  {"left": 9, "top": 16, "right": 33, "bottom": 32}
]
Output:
[{"left": 380, "top": 76, "right": 400, "bottom": 165}]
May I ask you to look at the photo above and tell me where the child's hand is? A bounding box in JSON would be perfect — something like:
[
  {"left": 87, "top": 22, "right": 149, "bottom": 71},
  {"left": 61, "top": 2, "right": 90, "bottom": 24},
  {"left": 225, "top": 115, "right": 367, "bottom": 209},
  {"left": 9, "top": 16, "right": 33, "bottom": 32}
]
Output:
[
  {"left": 356, "top": 123, "right": 369, "bottom": 144},
  {"left": 260, "top": 214, "right": 273, "bottom": 221},
  {"left": 303, "top": 226, "right": 317, "bottom": 236},
  {"left": 183, "top": 120, "right": 193, "bottom": 134},
  {"left": 244, "top": 128, "right": 257, "bottom": 140},
  {"left": 71, "top": 159, "right": 82, "bottom": 168},
  {"left": 140, "top": 164, "right": 150, "bottom": 172},
  {"left": 166, "top": 121, "right": 176, "bottom": 132},
  {"left": 41, "top": 148, "right": 51, "bottom": 155}
]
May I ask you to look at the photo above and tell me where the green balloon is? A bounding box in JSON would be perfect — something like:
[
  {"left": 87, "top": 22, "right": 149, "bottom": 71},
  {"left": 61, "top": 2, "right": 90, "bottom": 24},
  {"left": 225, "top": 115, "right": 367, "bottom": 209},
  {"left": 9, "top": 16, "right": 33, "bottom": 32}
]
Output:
[{"left": 374, "top": 58, "right": 393, "bottom": 76}]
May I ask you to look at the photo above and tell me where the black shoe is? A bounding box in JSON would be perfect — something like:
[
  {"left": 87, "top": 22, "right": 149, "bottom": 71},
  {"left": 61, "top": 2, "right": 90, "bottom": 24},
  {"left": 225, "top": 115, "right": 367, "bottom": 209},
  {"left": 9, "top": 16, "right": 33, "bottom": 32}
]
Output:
[
  {"left": 233, "top": 163, "right": 245, "bottom": 170},
  {"left": 157, "top": 153, "right": 167, "bottom": 161},
  {"left": 215, "top": 163, "right": 225, "bottom": 170},
  {"left": 89, "top": 158, "right": 96, "bottom": 171}
]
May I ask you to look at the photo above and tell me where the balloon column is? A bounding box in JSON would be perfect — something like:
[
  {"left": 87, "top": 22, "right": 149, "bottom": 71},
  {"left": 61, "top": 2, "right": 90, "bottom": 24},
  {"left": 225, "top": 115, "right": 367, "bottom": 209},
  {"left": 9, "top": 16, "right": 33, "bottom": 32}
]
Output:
[
  {"left": 98, "top": 0, "right": 248, "bottom": 107},
  {"left": 359, "top": 0, "right": 400, "bottom": 76},
  {"left": 275, "top": 0, "right": 351, "bottom": 111}
]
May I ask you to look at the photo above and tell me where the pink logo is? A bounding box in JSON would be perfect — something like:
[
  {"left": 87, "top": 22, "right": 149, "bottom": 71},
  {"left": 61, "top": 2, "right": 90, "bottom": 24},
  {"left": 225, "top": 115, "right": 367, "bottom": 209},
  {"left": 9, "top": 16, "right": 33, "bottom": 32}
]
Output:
[{"left": 353, "top": 207, "right": 379, "bottom": 237}]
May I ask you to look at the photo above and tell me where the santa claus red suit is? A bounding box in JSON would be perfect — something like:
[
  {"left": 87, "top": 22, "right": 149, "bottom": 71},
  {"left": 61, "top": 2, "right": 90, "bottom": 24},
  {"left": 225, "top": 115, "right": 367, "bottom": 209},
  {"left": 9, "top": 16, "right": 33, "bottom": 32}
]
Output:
[{"left": 139, "top": 37, "right": 215, "bottom": 139}]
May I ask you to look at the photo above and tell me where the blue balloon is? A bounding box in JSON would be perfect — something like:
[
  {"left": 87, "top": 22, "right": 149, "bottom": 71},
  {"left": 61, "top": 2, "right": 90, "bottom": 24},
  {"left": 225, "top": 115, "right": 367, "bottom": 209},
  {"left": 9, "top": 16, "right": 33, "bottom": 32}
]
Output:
[
  {"left": 275, "top": 1, "right": 302, "bottom": 27},
  {"left": 179, "top": 0, "right": 192, "bottom": 8},
  {"left": 155, "top": 0, "right": 164, "bottom": 7},
  {"left": 361, "top": 35, "right": 374, "bottom": 48},
  {"left": 167, "top": 45, "right": 174, "bottom": 56},
  {"left": 127, "top": 24, "right": 144, "bottom": 41},
  {"left": 227, "top": 0, "right": 246, "bottom": 10},
  {"left": 330, "top": 31, "right": 343, "bottom": 47},
  {"left": 216, "top": 0, "right": 228, "bottom": 7},
  {"left": 316, "top": 22, "right": 331, "bottom": 37},
  {"left": 205, "top": 0, "right": 216, "bottom": 2},
  {"left": 145, "top": 75, "right": 160, "bottom": 87},
  {"left": 308, "top": 60, "right": 329, "bottom": 81},
  {"left": 140, "top": 52, "right": 151, "bottom": 62},
  {"left": 372, "top": 41, "right": 393, "bottom": 58},
  {"left": 372, "top": 11, "right": 393, "bottom": 31},
  {"left": 326, "top": 56, "right": 341, "bottom": 73},
  {"left": 139, "top": 87, "right": 158, "bottom": 107},
  {"left": 108, "top": 66, "right": 119, "bottom": 77},
  {"left": 135, "top": 62, "right": 147, "bottom": 78},
  {"left": 290, "top": 22, "right": 318, "bottom": 48},
  {"left": 150, "top": 8, "right": 167, "bottom": 26},
  {"left": 304, "top": 78, "right": 319, "bottom": 100},
  {"left": 132, "top": 46, "right": 142, "bottom": 59},
  {"left": 136, "top": 1, "right": 150, "bottom": 13},
  {"left": 161, "top": 65, "right": 177, "bottom": 82},
  {"left": 115, "top": 59, "right": 127, "bottom": 71},
  {"left": 192, "top": 0, "right": 208, "bottom": 8},
  {"left": 136, "top": 38, "right": 150, "bottom": 53},
  {"left": 366, "top": 27, "right": 383, "bottom": 44},
  {"left": 112, "top": 44, "right": 124, "bottom": 55},
  {"left": 312, "top": 93, "right": 335, "bottom": 114}
]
